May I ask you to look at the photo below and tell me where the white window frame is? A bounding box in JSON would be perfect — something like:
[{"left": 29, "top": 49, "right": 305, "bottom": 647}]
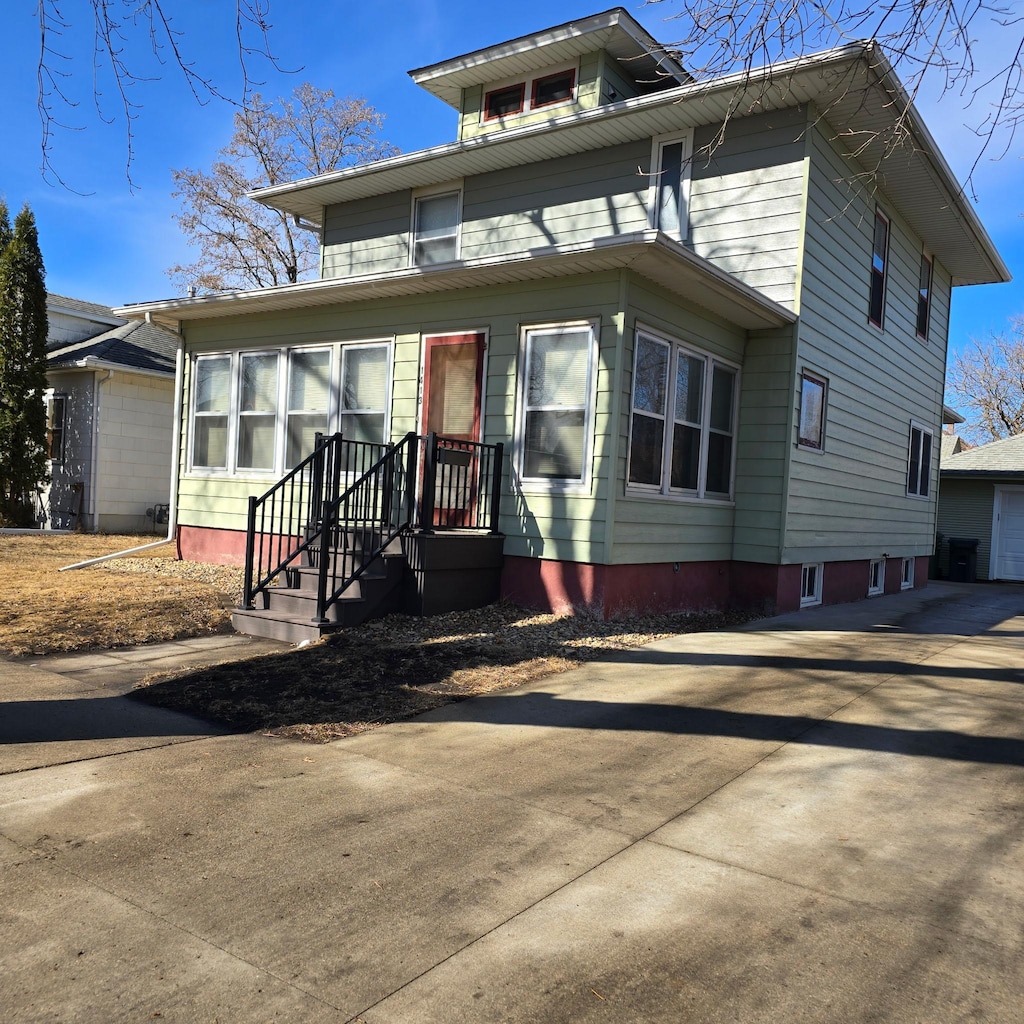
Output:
[
  {"left": 901, "top": 557, "right": 914, "bottom": 590},
  {"left": 187, "top": 340, "right": 393, "bottom": 478},
  {"left": 285, "top": 346, "right": 334, "bottom": 469},
  {"left": 236, "top": 350, "right": 281, "bottom": 473},
  {"left": 46, "top": 391, "right": 68, "bottom": 464},
  {"left": 625, "top": 324, "right": 739, "bottom": 503},
  {"left": 410, "top": 181, "right": 463, "bottom": 268},
  {"left": 514, "top": 319, "right": 600, "bottom": 492},
  {"left": 647, "top": 130, "right": 693, "bottom": 242},
  {"left": 906, "top": 420, "right": 934, "bottom": 498},
  {"left": 480, "top": 61, "right": 578, "bottom": 124},
  {"left": 800, "top": 563, "right": 823, "bottom": 608},
  {"left": 797, "top": 370, "right": 828, "bottom": 452},
  {"left": 868, "top": 558, "right": 885, "bottom": 597},
  {"left": 868, "top": 207, "right": 890, "bottom": 330}
]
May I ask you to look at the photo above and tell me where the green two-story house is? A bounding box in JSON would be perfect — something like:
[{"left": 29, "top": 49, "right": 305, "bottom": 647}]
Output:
[{"left": 118, "top": 8, "right": 1008, "bottom": 637}]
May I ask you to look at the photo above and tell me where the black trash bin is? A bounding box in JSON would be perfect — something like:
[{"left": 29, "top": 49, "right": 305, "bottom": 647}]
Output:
[
  {"left": 930, "top": 532, "right": 944, "bottom": 579},
  {"left": 948, "top": 537, "right": 979, "bottom": 583}
]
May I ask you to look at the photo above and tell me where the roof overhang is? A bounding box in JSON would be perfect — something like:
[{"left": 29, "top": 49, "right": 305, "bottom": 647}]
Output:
[
  {"left": 115, "top": 231, "right": 796, "bottom": 333},
  {"left": 409, "top": 7, "right": 690, "bottom": 109},
  {"left": 47, "top": 355, "right": 174, "bottom": 380},
  {"left": 252, "top": 43, "right": 1008, "bottom": 287},
  {"left": 942, "top": 405, "right": 965, "bottom": 425}
]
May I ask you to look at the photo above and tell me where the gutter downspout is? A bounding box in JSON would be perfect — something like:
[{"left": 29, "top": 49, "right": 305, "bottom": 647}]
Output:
[
  {"left": 60, "top": 333, "right": 185, "bottom": 571},
  {"left": 88, "top": 369, "right": 115, "bottom": 532}
]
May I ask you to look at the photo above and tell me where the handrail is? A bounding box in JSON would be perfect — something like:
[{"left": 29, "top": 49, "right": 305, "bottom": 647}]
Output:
[{"left": 241, "top": 431, "right": 505, "bottom": 623}]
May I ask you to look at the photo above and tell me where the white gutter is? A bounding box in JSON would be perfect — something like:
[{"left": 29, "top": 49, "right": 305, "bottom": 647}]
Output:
[{"left": 59, "top": 336, "right": 185, "bottom": 571}]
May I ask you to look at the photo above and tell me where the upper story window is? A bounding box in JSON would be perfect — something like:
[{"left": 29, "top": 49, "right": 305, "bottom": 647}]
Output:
[
  {"left": 649, "top": 131, "right": 693, "bottom": 241},
  {"left": 412, "top": 187, "right": 461, "bottom": 266},
  {"left": 627, "top": 327, "right": 738, "bottom": 501},
  {"left": 906, "top": 421, "right": 933, "bottom": 498},
  {"left": 482, "top": 64, "right": 577, "bottom": 123},
  {"left": 916, "top": 252, "right": 933, "bottom": 340},
  {"left": 869, "top": 209, "right": 889, "bottom": 328}
]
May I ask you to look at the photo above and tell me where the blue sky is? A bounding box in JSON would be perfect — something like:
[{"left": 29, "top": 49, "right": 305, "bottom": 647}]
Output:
[{"left": 0, "top": 0, "right": 1019, "bottom": 356}]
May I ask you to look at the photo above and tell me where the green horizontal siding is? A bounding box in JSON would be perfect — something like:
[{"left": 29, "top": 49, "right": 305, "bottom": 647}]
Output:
[{"left": 936, "top": 478, "right": 994, "bottom": 579}]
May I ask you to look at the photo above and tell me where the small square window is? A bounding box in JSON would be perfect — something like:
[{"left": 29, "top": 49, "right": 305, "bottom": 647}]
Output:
[
  {"left": 868, "top": 558, "right": 885, "bottom": 596},
  {"left": 484, "top": 82, "right": 526, "bottom": 120},
  {"left": 800, "top": 563, "right": 823, "bottom": 607},
  {"left": 901, "top": 557, "right": 914, "bottom": 590},
  {"left": 532, "top": 69, "right": 575, "bottom": 108},
  {"left": 798, "top": 372, "right": 827, "bottom": 450}
]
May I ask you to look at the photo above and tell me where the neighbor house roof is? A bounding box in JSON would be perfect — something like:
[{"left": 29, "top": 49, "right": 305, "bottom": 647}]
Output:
[
  {"left": 249, "top": 42, "right": 1009, "bottom": 287},
  {"left": 941, "top": 434, "right": 963, "bottom": 461},
  {"left": 942, "top": 433, "right": 1024, "bottom": 476},
  {"left": 47, "top": 293, "right": 126, "bottom": 326},
  {"left": 48, "top": 320, "right": 177, "bottom": 377}
]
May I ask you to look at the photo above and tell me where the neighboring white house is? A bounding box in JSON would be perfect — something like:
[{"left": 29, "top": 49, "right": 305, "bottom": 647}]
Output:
[{"left": 42, "top": 294, "right": 178, "bottom": 532}]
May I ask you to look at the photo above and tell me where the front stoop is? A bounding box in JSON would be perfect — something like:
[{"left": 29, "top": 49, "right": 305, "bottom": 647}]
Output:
[{"left": 231, "top": 531, "right": 506, "bottom": 643}]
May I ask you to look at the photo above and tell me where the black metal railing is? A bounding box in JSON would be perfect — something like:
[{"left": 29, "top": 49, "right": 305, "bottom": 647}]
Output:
[{"left": 242, "top": 431, "right": 504, "bottom": 622}]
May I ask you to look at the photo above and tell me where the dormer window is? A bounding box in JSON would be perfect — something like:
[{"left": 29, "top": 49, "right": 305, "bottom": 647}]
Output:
[
  {"left": 482, "top": 64, "right": 577, "bottom": 123},
  {"left": 484, "top": 83, "right": 527, "bottom": 120}
]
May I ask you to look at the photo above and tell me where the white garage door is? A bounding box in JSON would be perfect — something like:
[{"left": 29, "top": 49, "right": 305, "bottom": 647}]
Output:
[{"left": 994, "top": 489, "right": 1024, "bottom": 581}]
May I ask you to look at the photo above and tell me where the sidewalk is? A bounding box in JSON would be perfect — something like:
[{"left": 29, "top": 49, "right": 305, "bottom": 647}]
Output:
[{"left": 2, "top": 582, "right": 1023, "bottom": 1022}]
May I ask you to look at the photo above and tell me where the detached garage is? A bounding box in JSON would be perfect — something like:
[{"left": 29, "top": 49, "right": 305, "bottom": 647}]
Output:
[{"left": 937, "top": 433, "right": 1024, "bottom": 582}]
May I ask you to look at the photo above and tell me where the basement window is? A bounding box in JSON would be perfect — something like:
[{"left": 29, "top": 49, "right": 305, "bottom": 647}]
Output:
[
  {"left": 800, "top": 563, "right": 823, "bottom": 608},
  {"left": 868, "top": 558, "right": 885, "bottom": 597},
  {"left": 901, "top": 557, "right": 914, "bottom": 590}
]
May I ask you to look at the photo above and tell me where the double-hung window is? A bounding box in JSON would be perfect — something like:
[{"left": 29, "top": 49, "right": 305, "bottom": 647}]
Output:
[
  {"left": 190, "top": 342, "right": 391, "bottom": 475},
  {"left": 412, "top": 188, "right": 461, "bottom": 266},
  {"left": 518, "top": 322, "right": 597, "bottom": 485},
  {"left": 649, "top": 131, "right": 692, "bottom": 241},
  {"left": 627, "top": 329, "right": 738, "bottom": 500},
  {"left": 46, "top": 394, "right": 68, "bottom": 463},
  {"left": 906, "top": 422, "right": 933, "bottom": 497},
  {"left": 916, "top": 253, "right": 932, "bottom": 340},
  {"left": 869, "top": 209, "right": 889, "bottom": 328}
]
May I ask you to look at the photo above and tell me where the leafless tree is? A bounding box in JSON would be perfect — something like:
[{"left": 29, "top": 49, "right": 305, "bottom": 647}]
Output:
[
  {"left": 649, "top": 0, "right": 1023, "bottom": 194},
  {"left": 36, "top": 0, "right": 288, "bottom": 190},
  {"left": 168, "top": 84, "right": 397, "bottom": 293},
  {"left": 947, "top": 318, "right": 1024, "bottom": 443}
]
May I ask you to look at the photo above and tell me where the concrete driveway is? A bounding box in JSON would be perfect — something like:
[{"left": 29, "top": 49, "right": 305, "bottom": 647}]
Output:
[{"left": 2, "top": 581, "right": 1023, "bottom": 1023}]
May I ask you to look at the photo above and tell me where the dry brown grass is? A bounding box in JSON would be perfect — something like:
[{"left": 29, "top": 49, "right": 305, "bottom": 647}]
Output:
[
  {"left": 131, "top": 603, "right": 754, "bottom": 742},
  {"left": 0, "top": 533, "right": 240, "bottom": 656}
]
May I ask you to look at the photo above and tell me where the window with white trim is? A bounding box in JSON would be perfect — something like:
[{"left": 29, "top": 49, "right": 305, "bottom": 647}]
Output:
[
  {"left": 801, "top": 563, "right": 823, "bottom": 607},
  {"left": 901, "top": 557, "right": 914, "bottom": 590},
  {"left": 649, "top": 131, "right": 692, "bottom": 241},
  {"left": 907, "top": 422, "right": 933, "bottom": 497},
  {"left": 518, "top": 322, "right": 597, "bottom": 485},
  {"left": 916, "top": 253, "right": 932, "bottom": 340},
  {"left": 798, "top": 372, "right": 827, "bottom": 451},
  {"left": 46, "top": 393, "right": 68, "bottom": 463},
  {"left": 190, "top": 342, "right": 390, "bottom": 475},
  {"left": 868, "top": 558, "right": 885, "bottom": 596},
  {"left": 869, "top": 209, "right": 889, "bottom": 328},
  {"left": 412, "top": 189, "right": 461, "bottom": 266},
  {"left": 627, "top": 328, "right": 737, "bottom": 500}
]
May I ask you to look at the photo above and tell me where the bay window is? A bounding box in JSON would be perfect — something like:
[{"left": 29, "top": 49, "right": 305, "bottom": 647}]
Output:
[{"left": 628, "top": 328, "right": 738, "bottom": 500}]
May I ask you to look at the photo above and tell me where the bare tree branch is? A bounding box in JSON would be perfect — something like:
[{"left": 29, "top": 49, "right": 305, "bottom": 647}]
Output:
[{"left": 168, "top": 84, "right": 398, "bottom": 293}]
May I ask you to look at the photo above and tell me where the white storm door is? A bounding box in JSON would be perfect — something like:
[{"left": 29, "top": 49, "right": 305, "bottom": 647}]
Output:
[{"left": 994, "top": 488, "right": 1024, "bottom": 581}]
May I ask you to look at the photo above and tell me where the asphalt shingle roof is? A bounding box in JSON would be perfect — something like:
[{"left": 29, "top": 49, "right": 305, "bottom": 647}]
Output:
[
  {"left": 47, "top": 320, "right": 177, "bottom": 375},
  {"left": 941, "top": 433, "right": 1024, "bottom": 475},
  {"left": 47, "top": 293, "right": 125, "bottom": 321}
]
